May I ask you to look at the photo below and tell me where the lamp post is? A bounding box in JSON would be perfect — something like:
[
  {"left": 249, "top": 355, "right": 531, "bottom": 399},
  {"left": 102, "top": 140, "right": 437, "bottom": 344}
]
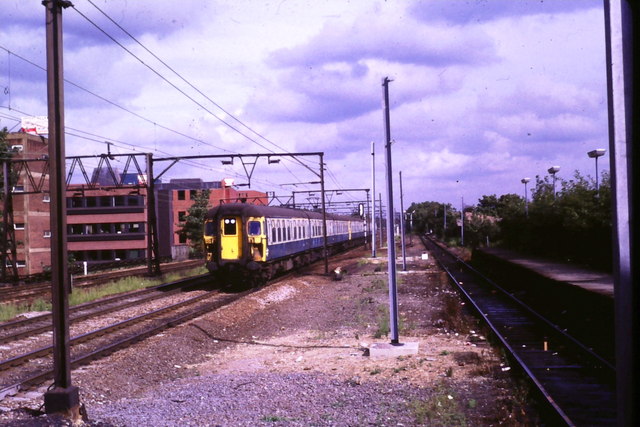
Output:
[
  {"left": 547, "top": 166, "right": 560, "bottom": 200},
  {"left": 521, "top": 177, "right": 530, "bottom": 217},
  {"left": 587, "top": 149, "right": 606, "bottom": 195}
]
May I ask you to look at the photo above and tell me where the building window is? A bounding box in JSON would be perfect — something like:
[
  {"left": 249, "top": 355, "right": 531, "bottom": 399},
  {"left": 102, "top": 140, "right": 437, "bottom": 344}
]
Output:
[
  {"left": 190, "top": 190, "right": 197, "bottom": 200},
  {"left": 17, "top": 260, "right": 26, "bottom": 268},
  {"left": 179, "top": 234, "right": 187, "bottom": 244},
  {"left": 178, "top": 211, "right": 187, "bottom": 222},
  {"left": 44, "top": 230, "right": 52, "bottom": 238},
  {"left": 12, "top": 185, "right": 25, "bottom": 193},
  {"left": 14, "top": 223, "right": 25, "bottom": 230},
  {"left": 177, "top": 190, "right": 185, "bottom": 200},
  {"left": 43, "top": 194, "right": 51, "bottom": 203}
]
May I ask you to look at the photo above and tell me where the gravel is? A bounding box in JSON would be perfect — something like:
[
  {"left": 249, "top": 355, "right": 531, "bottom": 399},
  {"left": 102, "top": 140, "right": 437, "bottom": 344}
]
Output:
[{"left": 1, "top": 245, "right": 538, "bottom": 426}]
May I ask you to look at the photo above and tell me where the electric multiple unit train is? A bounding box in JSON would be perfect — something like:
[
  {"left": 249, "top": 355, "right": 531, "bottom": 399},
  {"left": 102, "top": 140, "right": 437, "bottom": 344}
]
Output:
[{"left": 203, "top": 203, "right": 365, "bottom": 285}]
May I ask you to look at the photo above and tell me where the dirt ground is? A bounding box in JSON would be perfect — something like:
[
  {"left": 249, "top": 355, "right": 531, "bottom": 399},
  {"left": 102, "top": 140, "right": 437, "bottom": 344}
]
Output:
[{"left": 1, "top": 242, "right": 539, "bottom": 426}]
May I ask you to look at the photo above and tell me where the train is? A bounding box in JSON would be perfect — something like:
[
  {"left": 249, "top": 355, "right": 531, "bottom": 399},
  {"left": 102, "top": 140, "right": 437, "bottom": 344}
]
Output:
[{"left": 203, "top": 203, "right": 366, "bottom": 285}]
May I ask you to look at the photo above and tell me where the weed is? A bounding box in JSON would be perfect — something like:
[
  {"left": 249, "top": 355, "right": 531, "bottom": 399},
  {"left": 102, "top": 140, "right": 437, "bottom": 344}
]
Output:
[
  {"left": 468, "top": 399, "right": 477, "bottom": 409},
  {"left": 369, "top": 367, "right": 382, "bottom": 375},
  {"left": 373, "top": 305, "right": 390, "bottom": 338},
  {"left": 363, "top": 278, "right": 386, "bottom": 293},
  {"left": 440, "top": 350, "right": 450, "bottom": 356},
  {"left": 445, "top": 366, "right": 454, "bottom": 377},
  {"left": 409, "top": 383, "right": 467, "bottom": 426},
  {"left": 261, "top": 415, "right": 289, "bottom": 422},
  {"left": 0, "top": 267, "right": 205, "bottom": 322}
]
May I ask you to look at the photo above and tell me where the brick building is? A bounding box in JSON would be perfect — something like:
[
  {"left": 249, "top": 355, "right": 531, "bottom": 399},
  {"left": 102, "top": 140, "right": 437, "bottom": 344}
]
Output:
[
  {"left": 3, "top": 132, "right": 52, "bottom": 276},
  {"left": 2, "top": 132, "right": 269, "bottom": 278}
]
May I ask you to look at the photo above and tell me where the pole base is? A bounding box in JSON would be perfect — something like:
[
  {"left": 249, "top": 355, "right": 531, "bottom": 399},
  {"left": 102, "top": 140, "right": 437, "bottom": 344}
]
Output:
[{"left": 44, "top": 385, "right": 80, "bottom": 414}]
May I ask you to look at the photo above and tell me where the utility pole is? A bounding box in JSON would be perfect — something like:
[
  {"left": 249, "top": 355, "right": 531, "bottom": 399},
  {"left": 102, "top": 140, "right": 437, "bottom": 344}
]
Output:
[
  {"left": 443, "top": 204, "right": 447, "bottom": 240},
  {"left": 146, "top": 153, "right": 160, "bottom": 276},
  {"left": 399, "top": 171, "right": 406, "bottom": 271},
  {"left": 378, "top": 192, "right": 383, "bottom": 246},
  {"left": 382, "top": 76, "right": 399, "bottom": 344},
  {"left": 320, "top": 153, "right": 329, "bottom": 274},
  {"left": 371, "top": 142, "right": 376, "bottom": 257},
  {"left": 43, "top": 0, "right": 80, "bottom": 416},
  {"left": 460, "top": 196, "right": 464, "bottom": 247}
]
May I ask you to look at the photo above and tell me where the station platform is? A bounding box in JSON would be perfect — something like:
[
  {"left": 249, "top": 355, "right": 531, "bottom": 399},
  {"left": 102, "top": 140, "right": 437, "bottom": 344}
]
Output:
[{"left": 474, "top": 247, "right": 614, "bottom": 299}]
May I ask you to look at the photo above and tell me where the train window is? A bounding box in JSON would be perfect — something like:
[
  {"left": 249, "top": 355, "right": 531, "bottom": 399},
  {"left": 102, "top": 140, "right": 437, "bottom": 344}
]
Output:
[
  {"left": 272, "top": 227, "right": 276, "bottom": 242},
  {"left": 204, "top": 221, "right": 216, "bottom": 236},
  {"left": 277, "top": 227, "right": 282, "bottom": 242},
  {"left": 223, "top": 218, "right": 237, "bottom": 235},
  {"left": 248, "top": 221, "right": 261, "bottom": 235}
]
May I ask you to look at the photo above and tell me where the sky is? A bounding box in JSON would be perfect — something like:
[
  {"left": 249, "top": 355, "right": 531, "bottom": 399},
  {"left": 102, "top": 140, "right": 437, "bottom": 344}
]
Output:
[{"left": 0, "top": 0, "right": 609, "bottom": 213}]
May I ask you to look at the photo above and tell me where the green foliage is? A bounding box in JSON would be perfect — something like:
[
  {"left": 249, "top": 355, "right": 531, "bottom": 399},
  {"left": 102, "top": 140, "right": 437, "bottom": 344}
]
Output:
[
  {"left": 407, "top": 200, "right": 458, "bottom": 240},
  {"left": 409, "top": 383, "right": 468, "bottom": 426},
  {"left": 415, "top": 169, "right": 612, "bottom": 270},
  {"left": 176, "top": 189, "right": 211, "bottom": 256},
  {"left": 500, "top": 170, "right": 612, "bottom": 270}
]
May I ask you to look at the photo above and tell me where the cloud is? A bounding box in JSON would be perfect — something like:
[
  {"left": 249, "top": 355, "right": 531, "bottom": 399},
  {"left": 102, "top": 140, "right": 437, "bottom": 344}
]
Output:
[
  {"left": 269, "top": 15, "right": 497, "bottom": 68},
  {"left": 410, "top": 0, "right": 601, "bottom": 25}
]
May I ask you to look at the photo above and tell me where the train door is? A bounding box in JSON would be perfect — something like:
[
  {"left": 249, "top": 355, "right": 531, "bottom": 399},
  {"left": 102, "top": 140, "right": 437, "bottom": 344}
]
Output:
[{"left": 221, "top": 216, "right": 242, "bottom": 260}]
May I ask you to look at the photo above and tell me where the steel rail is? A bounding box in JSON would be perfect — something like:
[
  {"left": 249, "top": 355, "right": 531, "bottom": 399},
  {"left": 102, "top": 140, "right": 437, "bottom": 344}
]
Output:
[
  {"left": 422, "top": 236, "right": 616, "bottom": 427},
  {"left": 0, "top": 275, "right": 210, "bottom": 345},
  {"left": 0, "top": 278, "right": 213, "bottom": 372},
  {"left": 0, "top": 289, "right": 244, "bottom": 400}
]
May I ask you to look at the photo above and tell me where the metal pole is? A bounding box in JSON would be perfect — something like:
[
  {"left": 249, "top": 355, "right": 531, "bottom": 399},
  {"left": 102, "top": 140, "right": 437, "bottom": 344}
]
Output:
[
  {"left": 43, "top": 0, "right": 80, "bottom": 414},
  {"left": 604, "top": 1, "right": 637, "bottom": 425},
  {"left": 525, "top": 181, "right": 529, "bottom": 217},
  {"left": 399, "top": 171, "right": 406, "bottom": 271},
  {"left": 460, "top": 196, "right": 464, "bottom": 246},
  {"left": 365, "top": 189, "right": 371, "bottom": 248},
  {"left": 320, "top": 153, "right": 329, "bottom": 275},
  {"left": 146, "top": 153, "right": 160, "bottom": 276},
  {"left": 371, "top": 142, "right": 376, "bottom": 257},
  {"left": 595, "top": 155, "right": 600, "bottom": 194},
  {"left": 382, "top": 77, "right": 399, "bottom": 344},
  {"left": 443, "top": 204, "right": 447, "bottom": 240},
  {"left": 378, "top": 192, "right": 383, "bottom": 247}
]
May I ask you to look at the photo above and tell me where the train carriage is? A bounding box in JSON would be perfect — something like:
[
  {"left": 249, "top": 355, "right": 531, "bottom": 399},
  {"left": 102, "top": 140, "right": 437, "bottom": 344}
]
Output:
[{"left": 203, "top": 203, "right": 365, "bottom": 285}]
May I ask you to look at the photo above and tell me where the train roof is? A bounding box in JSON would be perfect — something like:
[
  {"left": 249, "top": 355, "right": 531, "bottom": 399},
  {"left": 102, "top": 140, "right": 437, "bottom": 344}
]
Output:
[{"left": 205, "top": 203, "right": 360, "bottom": 222}]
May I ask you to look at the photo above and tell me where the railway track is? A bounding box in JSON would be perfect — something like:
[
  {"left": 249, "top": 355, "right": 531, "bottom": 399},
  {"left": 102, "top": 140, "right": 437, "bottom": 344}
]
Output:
[
  {"left": 421, "top": 235, "right": 616, "bottom": 427},
  {"left": 0, "top": 274, "right": 208, "bottom": 345},
  {"left": 0, "top": 259, "right": 202, "bottom": 306},
  {"left": 0, "top": 274, "right": 252, "bottom": 401}
]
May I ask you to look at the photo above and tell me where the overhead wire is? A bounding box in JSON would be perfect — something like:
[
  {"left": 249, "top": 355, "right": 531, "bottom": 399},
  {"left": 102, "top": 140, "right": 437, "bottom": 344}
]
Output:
[
  {"left": 2, "top": 5, "right": 349, "bottom": 197},
  {"left": 0, "top": 45, "right": 229, "bottom": 153},
  {"left": 75, "top": 1, "right": 333, "bottom": 184}
]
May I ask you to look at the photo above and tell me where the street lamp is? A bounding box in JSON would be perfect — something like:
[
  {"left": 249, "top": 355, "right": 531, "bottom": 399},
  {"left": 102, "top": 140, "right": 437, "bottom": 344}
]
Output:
[
  {"left": 587, "top": 149, "right": 606, "bottom": 195},
  {"left": 521, "top": 177, "right": 530, "bottom": 217},
  {"left": 547, "top": 166, "right": 560, "bottom": 200}
]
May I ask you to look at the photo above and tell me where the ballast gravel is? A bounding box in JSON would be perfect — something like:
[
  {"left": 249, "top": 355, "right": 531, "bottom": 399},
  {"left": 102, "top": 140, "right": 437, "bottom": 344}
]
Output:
[
  {"left": 88, "top": 372, "right": 427, "bottom": 426},
  {"left": 1, "top": 245, "right": 538, "bottom": 426}
]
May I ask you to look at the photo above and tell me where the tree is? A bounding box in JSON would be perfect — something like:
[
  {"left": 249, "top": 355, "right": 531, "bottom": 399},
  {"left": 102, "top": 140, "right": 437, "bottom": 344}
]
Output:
[{"left": 176, "top": 189, "right": 211, "bottom": 256}]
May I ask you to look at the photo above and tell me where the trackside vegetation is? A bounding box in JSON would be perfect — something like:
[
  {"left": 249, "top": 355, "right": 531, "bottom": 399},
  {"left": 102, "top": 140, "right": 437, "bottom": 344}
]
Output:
[
  {"left": 408, "top": 170, "right": 612, "bottom": 271},
  {"left": 0, "top": 267, "right": 207, "bottom": 322}
]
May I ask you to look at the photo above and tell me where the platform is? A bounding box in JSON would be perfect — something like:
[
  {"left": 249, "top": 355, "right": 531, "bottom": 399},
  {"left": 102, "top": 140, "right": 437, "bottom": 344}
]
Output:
[{"left": 477, "top": 248, "right": 614, "bottom": 298}]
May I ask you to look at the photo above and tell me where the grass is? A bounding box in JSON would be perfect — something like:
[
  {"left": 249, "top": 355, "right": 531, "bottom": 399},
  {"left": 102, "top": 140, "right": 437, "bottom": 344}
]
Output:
[
  {"left": 0, "top": 267, "right": 207, "bottom": 322},
  {"left": 363, "top": 278, "right": 386, "bottom": 293},
  {"left": 409, "top": 383, "right": 468, "bottom": 426}
]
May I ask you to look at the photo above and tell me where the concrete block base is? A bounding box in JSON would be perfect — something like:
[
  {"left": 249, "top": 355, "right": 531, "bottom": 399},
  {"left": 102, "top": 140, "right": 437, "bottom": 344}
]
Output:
[
  {"left": 369, "top": 341, "right": 419, "bottom": 358},
  {"left": 44, "top": 386, "right": 79, "bottom": 414}
]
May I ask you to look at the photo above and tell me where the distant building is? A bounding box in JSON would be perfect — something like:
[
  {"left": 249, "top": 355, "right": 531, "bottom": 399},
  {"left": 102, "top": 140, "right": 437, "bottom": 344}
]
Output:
[
  {"left": 2, "top": 132, "right": 269, "bottom": 278},
  {"left": 65, "top": 185, "right": 149, "bottom": 266},
  {"left": 3, "top": 132, "right": 51, "bottom": 276}
]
